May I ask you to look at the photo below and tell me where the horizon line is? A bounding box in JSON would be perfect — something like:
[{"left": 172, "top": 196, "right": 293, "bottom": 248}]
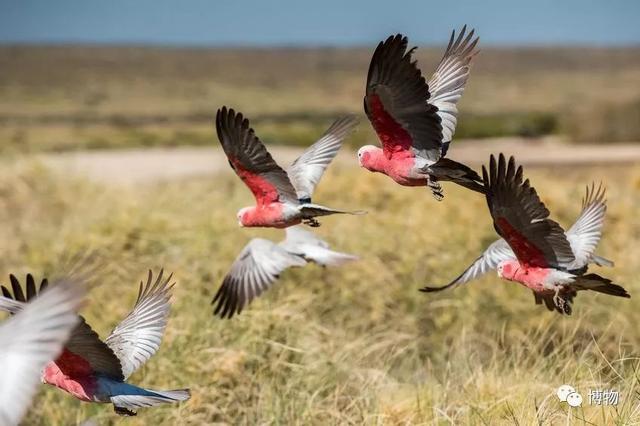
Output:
[{"left": 2, "top": 39, "right": 640, "bottom": 50}]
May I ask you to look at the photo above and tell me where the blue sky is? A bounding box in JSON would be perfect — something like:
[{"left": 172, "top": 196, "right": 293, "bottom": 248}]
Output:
[{"left": 1, "top": 0, "right": 640, "bottom": 46}]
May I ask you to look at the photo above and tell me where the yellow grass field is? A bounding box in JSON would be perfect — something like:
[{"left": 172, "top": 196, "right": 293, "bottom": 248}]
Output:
[{"left": 1, "top": 153, "right": 639, "bottom": 424}]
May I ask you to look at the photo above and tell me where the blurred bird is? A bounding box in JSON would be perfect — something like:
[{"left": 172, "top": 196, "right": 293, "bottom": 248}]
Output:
[
  {"left": 0, "top": 270, "right": 190, "bottom": 416},
  {"left": 422, "top": 154, "right": 629, "bottom": 314},
  {"left": 359, "top": 26, "right": 484, "bottom": 200},
  {"left": 216, "top": 106, "right": 364, "bottom": 228},
  {"left": 0, "top": 279, "right": 83, "bottom": 426},
  {"left": 213, "top": 225, "right": 358, "bottom": 318}
]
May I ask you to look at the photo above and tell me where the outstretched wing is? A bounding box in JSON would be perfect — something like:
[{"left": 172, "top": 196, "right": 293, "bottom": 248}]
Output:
[
  {"left": 212, "top": 238, "right": 307, "bottom": 319},
  {"left": 427, "top": 26, "right": 479, "bottom": 155},
  {"left": 216, "top": 107, "right": 298, "bottom": 206},
  {"left": 105, "top": 270, "right": 174, "bottom": 380},
  {"left": 364, "top": 34, "right": 443, "bottom": 162},
  {"left": 564, "top": 183, "right": 608, "bottom": 271},
  {"left": 483, "top": 154, "right": 575, "bottom": 268},
  {"left": 0, "top": 274, "right": 124, "bottom": 381},
  {"left": 288, "top": 115, "right": 358, "bottom": 202},
  {"left": 420, "top": 239, "right": 514, "bottom": 292},
  {"left": 0, "top": 280, "right": 83, "bottom": 426}
]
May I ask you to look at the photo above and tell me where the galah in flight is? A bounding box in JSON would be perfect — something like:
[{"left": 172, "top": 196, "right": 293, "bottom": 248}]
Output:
[
  {"left": 213, "top": 225, "right": 358, "bottom": 318},
  {"left": 422, "top": 181, "right": 615, "bottom": 296},
  {"left": 216, "top": 107, "right": 364, "bottom": 228},
  {"left": 0, "top": 270, "right": 190, "bottom": 416},
  {"left": 423, "top": 154, "right": 629, "bottom": 314},
  {"left": 0, "top": 278, "right": 83, "bottom": 426},
  {"left": 360, "top": 26, "right": 484, "bottom": 200}
]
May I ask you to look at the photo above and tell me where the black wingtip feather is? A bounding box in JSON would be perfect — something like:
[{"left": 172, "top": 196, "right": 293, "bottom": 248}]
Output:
[
  {"left": 10, "top": 274, "right": 25, "bottom": 302},
  {"left": 212, "top": 278, "right": 240, "bottom": 320},
  {"left": 1, "top": 285, "right": 11, "bottom": 299},
  {"left": 419, "top": 285, "right": 450, "bottom": 293},
  {"left": 26, "top": 273, "right": 36, "bottom": 300}
]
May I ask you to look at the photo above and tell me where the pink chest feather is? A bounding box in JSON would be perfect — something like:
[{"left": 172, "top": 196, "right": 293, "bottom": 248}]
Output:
[
  {"left": 502, "top": 262, "right": 552, "bottom": 292},
  {"left": 363, "top": 149, "right": 425, "bottom": 186},
  {"left": 386, "top": 156, "right": 425, "bottom": 186},
  {"left": 243, "top": 203, "right": 294, "bottom": 228}
]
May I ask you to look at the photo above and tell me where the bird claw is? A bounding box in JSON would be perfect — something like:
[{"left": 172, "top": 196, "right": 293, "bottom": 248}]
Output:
[
  {"left": 552, "top": 288, "right": 572, "bottom": 314},
  {"left": 427, "top": 178, "right": 444, "bottom": 201},
  {"left": 553, "top": 294, "right": 562, "bottom": 309},
  {"left": 303, "top": 218, "right": 320, "bottom": 227},
  {"left": 553, "top": 287, "right": 563, "bottom": 307}
]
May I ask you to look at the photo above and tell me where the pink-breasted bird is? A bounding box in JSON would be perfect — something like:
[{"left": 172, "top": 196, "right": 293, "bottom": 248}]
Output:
[
  {"left": 216, "top": 107, "right": 364, "bottom": 228},
  {"left": 0, "top": 279, "right": 83, "bottom": 426},
  {"left": 422, "top": 154, "right": 629, "bottom": 314},
  {"left": 360, "top": 27, "right": 484, "bottom": 200},
  {"left": 0, "top": 270, "right": 190, "bottom": 416},
  {"left": 213, "top": 225, "right": 358, "bottom": 318}
]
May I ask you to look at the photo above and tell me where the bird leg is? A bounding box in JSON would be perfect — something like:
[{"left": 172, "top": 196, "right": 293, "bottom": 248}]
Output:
[{"left": 303, "top": 218, "right": 321, "bottom": 227}]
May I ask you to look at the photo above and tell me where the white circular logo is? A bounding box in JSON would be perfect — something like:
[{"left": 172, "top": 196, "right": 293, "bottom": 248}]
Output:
[
  {"left": 556, "top": 384, "right": 576, "bottom": 402},
  {"left": 566, "top": 391, "right": 583, "bottom": 407}
]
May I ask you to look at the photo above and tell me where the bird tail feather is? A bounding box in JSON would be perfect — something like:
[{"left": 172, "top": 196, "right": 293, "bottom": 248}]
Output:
[
  {"left": 300, "top": 204, "right": 367, "bottom": 217},
  {"left": 111, "top": 388, "right": 191, "bottom": 412},
  {"left": 306, "top": 248, "right": 358, "bottom": 266},
  {"left": 428, "top": 158, "right": 486, "bottom": 194},
  {"left": 572, "top": 273, "right": 630, "bottom": 298}
]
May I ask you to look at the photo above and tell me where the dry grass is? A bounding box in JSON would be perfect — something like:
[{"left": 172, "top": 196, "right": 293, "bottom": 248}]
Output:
[
  {"left": 1, "top": 157, "right": 639, "bottom": 425},
  {"left": 2, "top": 45, "right": 640, "bottom": 152}
]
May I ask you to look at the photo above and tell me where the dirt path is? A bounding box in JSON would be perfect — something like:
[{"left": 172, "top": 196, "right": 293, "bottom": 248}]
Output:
[{"left": 30, "top": 137, "right": 640, "bottom": 185}]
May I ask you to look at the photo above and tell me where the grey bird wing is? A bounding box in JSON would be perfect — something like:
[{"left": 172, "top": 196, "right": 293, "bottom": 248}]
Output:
[
  {"left": 364, "top": 34, "right": 443, "bottom": 162},
  {"left": 105, "top": 269, "right": 174, "bottom": 380},
  {"left": 279, "top": 226, "right": 359, "bottom": 266},
  {"left": 288, "top": 116, "right": 358, "bottom": 202},
  {"left": 216, "top": 107, "right": 298, "bottom": 206},
  {"left": 427, "top": 26, "right": 479, "bottom": 155},
  {"left": 212, "top": 238, "right": 307, "bottom": 319},
  {"left": 483, "top": 154, "right": 575, "bottom": 268},
  {"left": 0, "top": 280, "right": 83, "bottom": 426},
  {"left": 0, "top": 274, "right": 125, "bottom": 381},
  {"left": 421, "top": 238, "right": 514, "bottom": 292},
  {"left": 564, "top": 183, "right": 611, "bottom": 271}
]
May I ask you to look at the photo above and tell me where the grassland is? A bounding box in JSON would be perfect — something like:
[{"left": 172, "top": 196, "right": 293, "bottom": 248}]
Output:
[
  {"left": 1, "top": 42, "right": 640, "bottom": 424},
  {"left": 1, "top": 45, "right": 640, "bottom": 153},
  {"left": 1, "top": 155, "right": 639, "bottom": 424}
]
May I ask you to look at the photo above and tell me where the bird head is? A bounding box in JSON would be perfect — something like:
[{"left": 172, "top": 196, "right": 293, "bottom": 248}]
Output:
[
  {"left": 497, "top": 260, "right": 518, "bottom": 280},
  {"left": 357, "top": 145, "right": 379, "bottom": 169},
  {"left": 236, "top": 207, "right": 251, "bottom": 227}
]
